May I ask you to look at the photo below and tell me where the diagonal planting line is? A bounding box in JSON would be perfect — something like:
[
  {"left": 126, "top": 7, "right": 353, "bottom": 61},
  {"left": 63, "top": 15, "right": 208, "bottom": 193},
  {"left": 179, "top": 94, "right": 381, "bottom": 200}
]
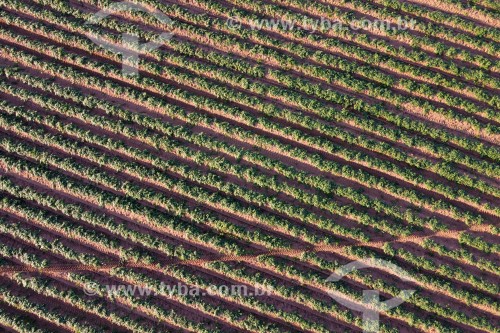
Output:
[{"left": 0, "top": 224, "right": 491, "bottom": 275}]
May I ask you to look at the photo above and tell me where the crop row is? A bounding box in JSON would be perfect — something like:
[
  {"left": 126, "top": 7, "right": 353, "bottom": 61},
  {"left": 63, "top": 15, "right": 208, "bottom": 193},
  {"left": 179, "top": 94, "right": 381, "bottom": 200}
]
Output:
[
  {"left": 0, "top": 219, "right": 102, "bottom": 266},
  {"left": 172, "top": 0, "right": 500, "bottom": 97},
  {"left": 0, "top": 137, "right": 458, "bottom": 330},
  {"left": 302, "top": 247, "right": 498, "bottom": 332},
  {"left": 0, "top": 305, "right": 52, "bottom": 333},
  {"left": 309, "top": 0, "right": 500, "bottom": 56},
  {"left": 0, "top": 7, "right": 457, "bottom": 228},
  {"left": 145, "top": 0, "right": 500, "bottom": 88},
  {"left": 0, "top": 148, "right": 246, "bottom": 255},
  {"left": 3, "top": 244, "right": 346, "bottom": 333},
  {"left": 368, "top": 0, "right": 500, "bottom": 42},
  {"left": 0, "top": 284, "right": 100, "bottom": 333},
  {"left": 0, "top": 239, "right": 277, "bottom": 332},
  {"left": 458, "top": 232, "right": 500, "bottom": 254},
  {"left": 0, "top": 70, "right": 418, "bottom": 238},
  {"left": 2, "top": 0, "right": 491, "bottom": 210},
  {"left": 200, "top": 0, "right": 499, "bottom": 144},
  {"left": 0, "top": 178, "right": 199, "bottom": 263},
  {"left": 0, "top": 196, "right": 123, "bottom": 258},
  {"left": 75, "top": 0, "right": 500, "bottom": 152},
  {"left": 2, "top": 227, "right": 289, "bottom": 332},
  {"left": 383, "top": 243, "right": 499, "bottom": 296},
  {"left": 8, "top": 272, "right": 191, "bottom": 333},
  {"left": 421, "top": 238, "right": 500, "bottom": 275},
  {"left": 24, "top": 0, "right": 500, "bottom": 164},
  {"left": 0, "top": 29, "right": 491, "bottom": 229},
  {"left": 0, "top": 65, "right": 418, "bottom": 237},
  {"left": 0, "top": 119, "right": 317, "bottom": 247},
  {"left": 0, "top": 150, "right": 492, "bottom": 330}
]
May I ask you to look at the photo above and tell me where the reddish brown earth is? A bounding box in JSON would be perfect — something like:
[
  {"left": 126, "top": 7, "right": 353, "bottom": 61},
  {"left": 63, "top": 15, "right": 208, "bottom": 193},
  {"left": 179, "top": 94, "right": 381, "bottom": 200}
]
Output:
[{"left": 0, "top": 0, "right": 498, "bottom": 332}]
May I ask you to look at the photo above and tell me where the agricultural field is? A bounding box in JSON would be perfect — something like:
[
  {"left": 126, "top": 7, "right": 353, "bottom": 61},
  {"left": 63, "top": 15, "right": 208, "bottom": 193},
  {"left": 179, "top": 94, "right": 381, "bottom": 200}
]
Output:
[{"left": 0, "top": 0, "right": 498, "bottom": 332}]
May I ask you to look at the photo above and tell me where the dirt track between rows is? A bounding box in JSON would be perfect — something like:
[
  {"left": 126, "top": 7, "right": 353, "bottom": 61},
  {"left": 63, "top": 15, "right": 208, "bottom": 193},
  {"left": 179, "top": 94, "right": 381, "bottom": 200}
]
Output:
[{"left": 0, "top": 224, "right": 491, "bottom": 275}]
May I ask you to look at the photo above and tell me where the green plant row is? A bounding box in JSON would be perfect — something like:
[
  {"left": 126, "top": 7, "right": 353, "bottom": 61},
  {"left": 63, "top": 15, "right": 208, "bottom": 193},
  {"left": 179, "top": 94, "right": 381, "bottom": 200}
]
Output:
[
  {"left": 109, "top": 268, "right": 286, "bottom": 333},
  {"left": 0, "top": 119, "right": 303, "bottom": 247},
  {"left": 0, "top": 150, "right": 245, "bottom": 256},
  {"left": 10, "top": 273, "right": 199, "bottom": 333},
  {"left": 0, "top": 178, "right": 198, "bottom": 262},
  {"left": 0, "top": 285, "right": 100, "bottom": 333},
  {"left": 458, "top": 232, "right": 500, "bottom": 254},
  {"left": 0, "top": 10, "right": 441, "bottom": 230},
  {"left": 0, "top": 57, "right": 417, "bottom": 236},
  {"left": 383, "top": 243, "right": 499, "bottom": 295},
  {"left": 0, "top": 30, "right": 489, "bottom": 229},
  {"left": 349, "top": 245, "right": 500, "bottom": 331},
  {"left": 0, "top": 305, "right": 52, "bottom": 333},
  {"left": 40, "top": 6, "right": 500, "bottom": 198},
  {"left": 0, "top": 72, "right": 409, "bottom": 239},
  {"left": 0, "top": 232, "right": 48, "bottom": 269},
  {"left": 304, "top": 246, "right": 497, "bottom": 332},
  {"left": 189, "top": 0, "right": 500, "bottom": 90},
  {"left": 0, "top": 196, "right": 122, "bottom": 257},
  {"left": 27, "top": 0, "right": 500, "bottom": 165},
  {"left": 374, "top": 0, "right": 500, "bottom": 42},
  {"left": 256, "top": 254, "right": 460, "bottom": 332},
  {"left": 0, "top": 220, "right": 102, "bottom": 266},
  {"left": 315, "top": 0, "right": 500, "bottom": 55},
  {"left": 148, "top": 0, "right": 500, "bottom": 89},
  {"left": 421, "top": 238, "right": 499, "bottom": 275},
  {"left": 219, "top": 0, "right": 499, "bottom": 123}
]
